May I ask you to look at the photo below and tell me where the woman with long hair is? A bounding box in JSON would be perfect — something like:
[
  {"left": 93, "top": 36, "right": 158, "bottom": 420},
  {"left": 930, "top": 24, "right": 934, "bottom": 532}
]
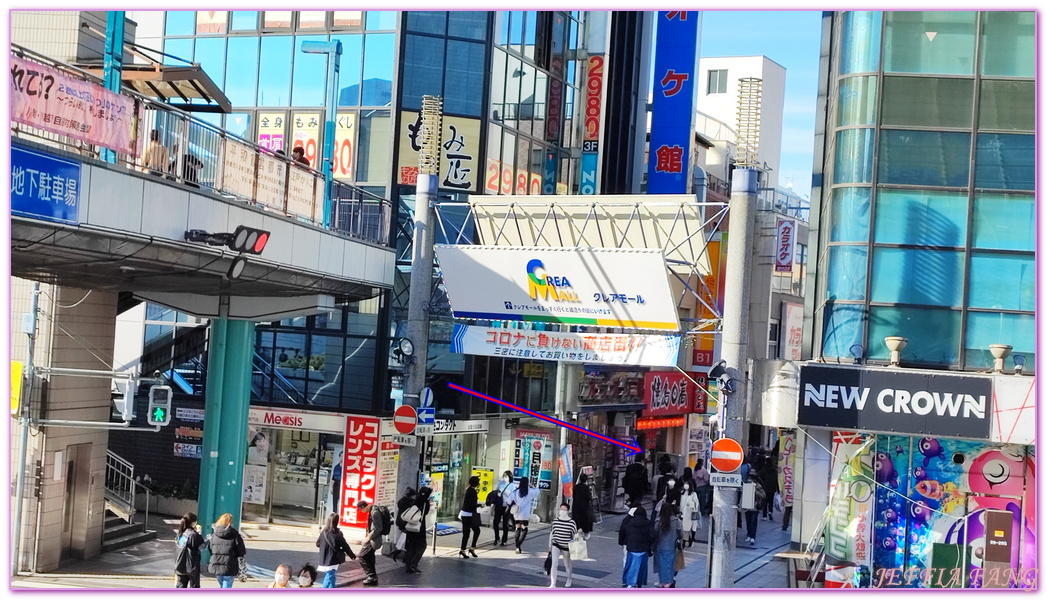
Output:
[
  {"left": 652, "top": 505, "right": 681, "bottom": 588},
  {"left": 506, "top": 477, "right": 540, "bottom": 554},
  {"left": 316, "top": 512, "right": 356, "bottom": 588},
  {"left": 205, "top": 513, "right": 246, "bottom": 588},
  {"left": 571, "top": 473, "right": 594, "bottom": 538},
  {"left": 174, "top": 512, "right": 204, "bottom": 588},
  {"left": 458, "top": 475, "right": 482, "bottom": 558},
  {"left": 402, "top": 487, "right": 433, "bottom": 574}
]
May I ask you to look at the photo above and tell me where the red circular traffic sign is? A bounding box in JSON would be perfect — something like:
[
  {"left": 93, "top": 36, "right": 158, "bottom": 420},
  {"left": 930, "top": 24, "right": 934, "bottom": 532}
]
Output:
[
  {"left": 393, "top": 405, "right": 417, "bottom": 435},
  {"left": 710, "top": 437, "right": 744, "bottom": 473}
]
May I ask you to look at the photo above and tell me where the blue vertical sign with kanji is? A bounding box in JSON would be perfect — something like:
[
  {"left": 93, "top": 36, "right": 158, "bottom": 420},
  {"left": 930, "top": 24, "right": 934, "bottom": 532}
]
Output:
[
  {"left": 11, "top": 145, "right": 81, "bottom": 224},
  {"left": 647, "top": 11, "right": 701, "bottom": 194}
]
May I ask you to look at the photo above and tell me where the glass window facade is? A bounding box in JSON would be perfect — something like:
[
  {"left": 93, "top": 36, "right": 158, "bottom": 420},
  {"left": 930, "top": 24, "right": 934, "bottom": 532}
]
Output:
[{"left": 817, "top": 11, "right": 1034, "bottom": 370}]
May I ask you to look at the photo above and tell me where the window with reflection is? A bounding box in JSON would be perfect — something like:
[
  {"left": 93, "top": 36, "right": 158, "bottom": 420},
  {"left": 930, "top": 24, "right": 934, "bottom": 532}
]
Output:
[
  {"left": 978, "top": 81, "right": 1034, "bottom": 132},
  {"left": 867, "top": 306, "right": 960, "bottom": 365},
  {"left": 972, "top": 193, "right": 1034, "bottom": 251},
  {"left": 974, "top": 134, "right": 1034, "bottom": 191},
  {"left": 334, "top": 11, "right": 363, "bottom": 29},
  {"left": 362, "top": 34, "right": 395, "bottom": 106},
  {"left": 967, "top": 253, "right": 1035, "bottom": 311},
  {"left": 881, "top": 77, "right": 973, "bottom": 128},
  {"left": 263, "top": 11, "right": 292, "bottom": 29},
  {"left": 965, "top": 312, "right": 1035, "bottom": 372},
  {"left": 821, "top": 303, "right": 865, "bottom": 359},
  {"left": 884, "top": 11, "right": 977, "bottom": 75},
  {"left": 448, "top": 11, "right": 487, "bottom": 40},
  {"left": 358, "top": 110, "right": 391, "bottom": 183},
  {"left": 225, "top": 37, "right": 259, "bottom": 107},
  {"left": 231, "top": 11, "right": 257, "bottom": 31},
  {"left": 980, "top": 11, "right": 1035, "bottom": 77},
  {"left": 826, "top": 245, "right": 868, "bottom": 301},
  {"left": 873, "top": 189, "right": 968, "bottom": 246},
  {"left": 163, "top": 38, "right": 193, "bottom": 65},
  {"left": 332, "top": 34, "right": 362, "bottom": 106},
  {"left": 257, "top": 36, "right": 292, "bottom": 106},
  {"left": 292, "top": 35, "right": 329, "bottom": 107},
  {"left": 871, "top": 248, "right": 964, "bottom": 306},
  {"left": 165, "top": 11, "right": 196, "bottom": 36},
  {"left": 877, "top": 130, "right": 970, "bottom": 187},
  {"left": 402, "top": 35, "right": 446, "bottom": 111},
  {"left": 839, "top": 11, "right": 881, "bottom": 74},
  {"left": 339, "top": 337, "right": 378, "bottom": 411},
  {"left": 196, "top": 11, "right": 227, "bottom": 34},
  {"left": 298, "top": 11, "right": 327, "bottom": 29},
  {"left": 225, "top": 113, "right": 251, "bottom": 138},
  {"left": 833, "top": 128, "right": 874, "bottom": 184},
  {"left": 305, "top": 334, "right": 345, "bottom": 407},
  {"left": 193, "top": 37, "right": 227, "bottom": 89},
  {"left": 490, "top": 49, "right": 507, "bottom": 121},
  {"left": 829, "top": 187, "right": 870, "bottom": 242},
  {"left": 406, "top": 11, "right": 446, "bottom": 35},
  {"left": 524, "top": 10, "right": 537, "bottom": 60},
  {"left": 366, "top": 11, "right": 398, "bottom": 31},
  {"left": 444, "top": 40, "right": 485, "bottom": 116}
]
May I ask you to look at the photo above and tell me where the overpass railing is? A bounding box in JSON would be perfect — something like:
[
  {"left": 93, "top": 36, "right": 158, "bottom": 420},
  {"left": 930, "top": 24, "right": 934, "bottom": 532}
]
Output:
[{"left": 10, "top": 44, "right": 391, "bottom": 247}]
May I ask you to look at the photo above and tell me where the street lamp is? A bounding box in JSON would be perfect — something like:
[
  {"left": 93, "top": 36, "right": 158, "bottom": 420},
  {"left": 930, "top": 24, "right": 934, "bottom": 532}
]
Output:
[{"left": 300, "top": 40, "right": 342, "bottom": 229}]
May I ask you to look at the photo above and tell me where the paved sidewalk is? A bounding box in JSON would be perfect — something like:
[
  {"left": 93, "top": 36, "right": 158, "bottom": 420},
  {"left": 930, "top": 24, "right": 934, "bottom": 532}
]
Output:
[{"left": 12, "top": 503, "right": 794, "bottom": 589}]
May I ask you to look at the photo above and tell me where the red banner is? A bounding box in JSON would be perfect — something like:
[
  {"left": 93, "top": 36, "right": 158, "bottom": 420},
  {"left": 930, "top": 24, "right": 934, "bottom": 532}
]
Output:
[
  {"left": 643, "top": 371, "right": 702, "bottom": 417},
  {"left": 11, "top": 55, "right": 141, "bottom": 156},
  {"left": 340, "top": 415, "right": 380, "bottom": 530}
]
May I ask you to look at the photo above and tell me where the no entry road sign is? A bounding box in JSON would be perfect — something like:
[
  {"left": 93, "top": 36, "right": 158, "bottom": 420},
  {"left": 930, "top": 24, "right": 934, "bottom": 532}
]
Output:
[
  {"left": 709, "top": 437, "right": 744, "bottom": 473},
  {"left": 393, "top": 404, "right": 417, "bottom": 435}
]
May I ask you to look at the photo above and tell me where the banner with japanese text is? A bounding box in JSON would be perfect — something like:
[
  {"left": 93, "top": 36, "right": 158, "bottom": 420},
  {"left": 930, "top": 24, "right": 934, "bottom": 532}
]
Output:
[
  {"left": 11, "top": 55, "right": 141, "bottom": 156},
  {"left": 643, "top": 371, "right": 704, "bottom": 416},
  {"left": 340, "top": 415, "right": 380, "bottom": 530},
  {"left": 646, "top": 12, "right": 701, "bottom": 193},
  {"left": 257, "top": 112, "right": 286, "bottom": 152},
  {"left": 559, "top": 444, "right": 574, "bottom": 499},
  {"left": 775, "top": 218, "right": 796, "bottom": 272},
  {"left": 434, "top": 246, "right": 681, "bottom": 331},
  {"left": 472, "top": 467, "right": 495, "bottom": 503},
  {"left": 825, "top": 433, "right": 874, "bottom": 583},
  {"left": 397, "top": 111, "right": 481, "bottom": 192},
  {"left": 11, "top": 145, "right": 81, "bottom": 224},
  {"left": 291, "top": 112, "right": 320, "bottom": 169},
  {"left": 333, "top": 112, "right": 356, "bottom": 181},
  {"left": 777, "top": 430, "right": 796, "bottom": 508},
  {"left": 513, "top": 429, "right": 554, "bottom": 491},
  {"left": 450, "top": 324, "right": 680, "bottom": 366}
]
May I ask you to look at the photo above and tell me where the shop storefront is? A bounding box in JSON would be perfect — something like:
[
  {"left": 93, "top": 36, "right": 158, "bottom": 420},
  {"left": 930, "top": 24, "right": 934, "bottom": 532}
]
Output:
[
  {"left": 639, "top": 370, "right": 708, "bottom": 479},
  {"left": 797, "top": 364, "right": 1036, "bottom": 589},
  {"left": 241, "top": 407, "right": 345, "bottom": 526},
  {"left": 421, "top": 419, "right": 489, "bottom": 520}
]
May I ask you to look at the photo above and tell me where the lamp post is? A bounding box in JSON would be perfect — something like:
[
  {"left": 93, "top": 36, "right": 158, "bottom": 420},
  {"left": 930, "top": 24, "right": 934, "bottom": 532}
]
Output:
[{"left": 300, "top": 40, "right": 342, "bottom": 229}]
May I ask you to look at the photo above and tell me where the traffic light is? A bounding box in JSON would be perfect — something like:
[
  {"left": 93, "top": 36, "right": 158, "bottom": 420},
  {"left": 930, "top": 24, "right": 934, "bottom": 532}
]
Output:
[
  {"left": 147, "top": 385, "right": 173, "bottom": 426},
  {"left": 227, "top": 226, "right": 270, "bottom": 254}
]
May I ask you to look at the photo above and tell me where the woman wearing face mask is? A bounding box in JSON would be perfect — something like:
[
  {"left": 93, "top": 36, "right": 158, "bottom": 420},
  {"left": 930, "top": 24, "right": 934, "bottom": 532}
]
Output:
[
  {"left": 493, "top": 471, "right": 517, "bottom": 546},
  {"left": 458, "top": 476, "right": 482, "bottom": 558},
  {"left": 485, "top": 473, "right": 506, "bottom": 546},
  {"left": 548, "top": 503, "right": 578, "bottom": 588},
  {"left": 506, "top": 477, "right": 539, "bottom": 554},
  {"left": 656, "top": 477, "right": 681, "bottom": 521},
  {"left": 267, "top": 564, "right": 292, "bottom": 588},
  {"left": 296, "top": 564, "right": 317, "bottom": 588},
  {"left": 679, "top": 481, "right": 700, "bottom": 547}
]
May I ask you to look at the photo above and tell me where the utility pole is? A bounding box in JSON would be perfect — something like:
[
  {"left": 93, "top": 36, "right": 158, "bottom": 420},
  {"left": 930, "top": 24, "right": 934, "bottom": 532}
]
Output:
[
  {"left": 12, "top": 282, "right": 40, "bottom": 575},
  {"left": 397, "top": 96, "right": 442, "bottom": 500},
  {"left": 708, "top": 168, "right": 758, "bottom": 588}
]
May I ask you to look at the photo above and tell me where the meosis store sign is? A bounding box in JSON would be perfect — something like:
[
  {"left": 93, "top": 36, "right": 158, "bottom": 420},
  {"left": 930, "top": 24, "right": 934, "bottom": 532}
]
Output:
[
  {"left": 798, "top": 365, "right": 992, "bottom": 439},
  {"left": 247, "top": 407, "right": 344, "bottom": 434}
]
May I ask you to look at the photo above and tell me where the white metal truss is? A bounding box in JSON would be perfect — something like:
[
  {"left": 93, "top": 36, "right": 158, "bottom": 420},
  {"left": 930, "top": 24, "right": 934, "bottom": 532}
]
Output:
[{"left": 432, "top": 194, "right": 729, "bottom": 335}]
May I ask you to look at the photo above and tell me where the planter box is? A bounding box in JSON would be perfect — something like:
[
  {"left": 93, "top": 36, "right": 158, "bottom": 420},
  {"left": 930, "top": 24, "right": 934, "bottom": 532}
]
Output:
[{"left": 135, "top": 493, "right": 198, "bottom": 518}]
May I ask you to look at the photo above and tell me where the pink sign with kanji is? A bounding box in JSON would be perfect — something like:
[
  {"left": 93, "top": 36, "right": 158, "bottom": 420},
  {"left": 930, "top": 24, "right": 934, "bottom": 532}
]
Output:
[
  {"left": 11, "top": 55, "right": 141, "bottom": 156},
  {"left": 340, "top": 415, "right": 380, "bottom": 530},
  {"left": 775, "top": 218, "right": 795, "bottom": 272}
]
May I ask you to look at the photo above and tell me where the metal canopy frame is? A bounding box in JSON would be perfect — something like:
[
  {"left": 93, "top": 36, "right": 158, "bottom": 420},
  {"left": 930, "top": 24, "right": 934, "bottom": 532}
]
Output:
[{"left": 432, "top": 195, "right": 729, "bottom": 335}]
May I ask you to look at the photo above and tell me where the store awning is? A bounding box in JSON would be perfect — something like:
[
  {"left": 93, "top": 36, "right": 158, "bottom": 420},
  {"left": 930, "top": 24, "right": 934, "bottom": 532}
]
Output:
[{"left": 74, "top": 63, "right": 232, "bottom": 113}]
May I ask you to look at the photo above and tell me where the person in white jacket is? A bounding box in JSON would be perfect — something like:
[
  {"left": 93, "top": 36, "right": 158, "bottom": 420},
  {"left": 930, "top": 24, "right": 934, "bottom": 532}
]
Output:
[
  {"left": 506, "top": 477, "right": 540, "bottom": 554},
  {"left": 679, "top": 481, "right": 701, "bottom": 547}
]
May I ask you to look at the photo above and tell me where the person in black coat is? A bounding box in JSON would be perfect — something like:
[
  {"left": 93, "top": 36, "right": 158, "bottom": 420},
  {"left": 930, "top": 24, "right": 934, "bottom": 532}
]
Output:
[
  {"left": 459, "top": 475, "right": 481, "bottom": 557},
  {"left": 485, "top": 474, "right": 507, "bottom": 545},
  {"left": 758, "top": 458, "right": 780, "bottom": 521},
  {"left": 174, "top": 512, "right": 204, "bottom": 588},
  {"left": 392, "top": 488, "right": 417, "bottom": 562},
  {"left": 316, "top": 513, "right": 356, "bottom": 588},
  {"left": 620, "top": 506, "right": 653, "bottom": 588},
  {"left": 206, "top": 513, "right": 246, "bottom": 588},
  {"left": 623, "top": 460, "right": 650, "bottom": 505},
  {"left": 403, "top": 487, "right": 433, "bottom": 574},
  {"left": 571, "top": 473, "right": 594, "bottom": 537}
]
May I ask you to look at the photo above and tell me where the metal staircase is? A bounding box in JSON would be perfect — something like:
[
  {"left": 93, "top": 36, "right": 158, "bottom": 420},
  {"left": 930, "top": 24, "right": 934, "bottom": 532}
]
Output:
[{"left": 102, "top": 450, "right": 156, "bottom": 552}]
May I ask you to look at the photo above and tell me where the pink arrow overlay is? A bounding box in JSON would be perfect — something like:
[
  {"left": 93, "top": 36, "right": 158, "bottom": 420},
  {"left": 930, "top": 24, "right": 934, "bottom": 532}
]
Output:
[{"left": 446, "top": 382, "right": 644, "bottom": 456}]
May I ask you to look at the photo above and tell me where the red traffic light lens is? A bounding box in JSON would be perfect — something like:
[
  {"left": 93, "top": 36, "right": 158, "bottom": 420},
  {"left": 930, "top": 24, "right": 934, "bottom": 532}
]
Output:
[{"left": 253, "top": 231, "right": 269, "bottom": 253}]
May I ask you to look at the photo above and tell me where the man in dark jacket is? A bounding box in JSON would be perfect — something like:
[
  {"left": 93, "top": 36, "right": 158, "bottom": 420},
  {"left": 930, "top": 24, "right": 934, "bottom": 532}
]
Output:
[
  {"left": 206, "top": 515, "right": 246, "bottom": 588},
  {"left": 620, "top": 506, "right": 653, "bottom": 588},
  {"left": 758, "top": 458, "right": 779, "bottom": 521},
  {"left": 623, "top": 460, "right": 650, "bottom": 506},
  {"left": 356, "top": 501, "right": 383, "bottom": 586},
  {"left": 393, "top": 488, "right": 417, "bottom": 562}
]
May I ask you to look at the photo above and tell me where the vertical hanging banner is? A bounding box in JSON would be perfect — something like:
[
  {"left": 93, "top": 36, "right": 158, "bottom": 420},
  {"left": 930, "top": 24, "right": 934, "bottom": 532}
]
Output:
[
  {"left": 579, "top": 54, "right": 604, "bottom": 195},
  {"left": 775, "top": 218, "right": 796, "bottom": 272},
  {"left": 340, "top": 415, "right": 380, "bottom": 530},
  {"left": 647, "top": 11, "right": 701, "bottom": 193},
  {"left": 333, "top": 112, "right": 356, "bottom": 181},
  {"left": 513, "top": 429, "right": 554, "bottom": 490},
  {"left": 257, "top": 113, "right": 286, "bottom": 152},
  {"left": 777, "top": 430, "right": 796, "bottom": 509},
  {"left": 559, "top": 444, "right": 575, "bottom": 499}
]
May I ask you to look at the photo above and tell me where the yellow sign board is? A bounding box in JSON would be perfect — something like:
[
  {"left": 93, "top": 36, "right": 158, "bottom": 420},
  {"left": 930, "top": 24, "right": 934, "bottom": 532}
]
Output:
[
  {"left": 11, "top": 361, "right": 24, "bottom": 416},
  {"left": 397, "top": 111, "right": 482, "bottom": 192},
  {"left": 472, "top": 467, "right": 495, "bottom": 503},
  {"left": 291, "top": 112, "right": 321, "bottom": 169}
]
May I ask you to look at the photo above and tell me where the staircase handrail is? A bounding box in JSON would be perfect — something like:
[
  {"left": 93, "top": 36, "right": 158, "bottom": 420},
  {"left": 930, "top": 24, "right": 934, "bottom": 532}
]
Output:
[{"left": 253, "top": 353, "right": 307, "bottom": 404}]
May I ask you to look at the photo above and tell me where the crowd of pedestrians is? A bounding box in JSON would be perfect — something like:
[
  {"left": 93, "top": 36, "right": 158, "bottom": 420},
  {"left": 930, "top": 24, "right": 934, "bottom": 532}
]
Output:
[{"left": 170, "top": 451, "right": 783, "bottom": 589}]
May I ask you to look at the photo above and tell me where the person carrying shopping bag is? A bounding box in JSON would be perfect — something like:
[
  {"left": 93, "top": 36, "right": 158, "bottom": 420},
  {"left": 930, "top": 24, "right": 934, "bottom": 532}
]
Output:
[
  {"left": 401, "top": 487, "right": 433, "bottom": 574},
  {"left": 506, "top": 477, "right": 540, "bottom": 554},
  {"left": 316, "top": 512, "right": 357, "bottom": 588},
  {"left": 392, "top": 487, "right": 417, "bottom": 562},
  {"left": 547, "top": 502, "right": 578, "bottom": 588}
]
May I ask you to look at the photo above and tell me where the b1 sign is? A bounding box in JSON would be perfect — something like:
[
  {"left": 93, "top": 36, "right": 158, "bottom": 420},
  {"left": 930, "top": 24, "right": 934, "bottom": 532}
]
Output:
[{"left": 434, "top": 246, "right": 680, "bottom": 331}]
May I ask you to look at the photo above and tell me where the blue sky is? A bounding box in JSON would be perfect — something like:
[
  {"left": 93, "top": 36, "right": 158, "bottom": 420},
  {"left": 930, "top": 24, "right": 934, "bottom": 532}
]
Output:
[{"left": 698, "top": 10, "right": 823, "bottom": 198}]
